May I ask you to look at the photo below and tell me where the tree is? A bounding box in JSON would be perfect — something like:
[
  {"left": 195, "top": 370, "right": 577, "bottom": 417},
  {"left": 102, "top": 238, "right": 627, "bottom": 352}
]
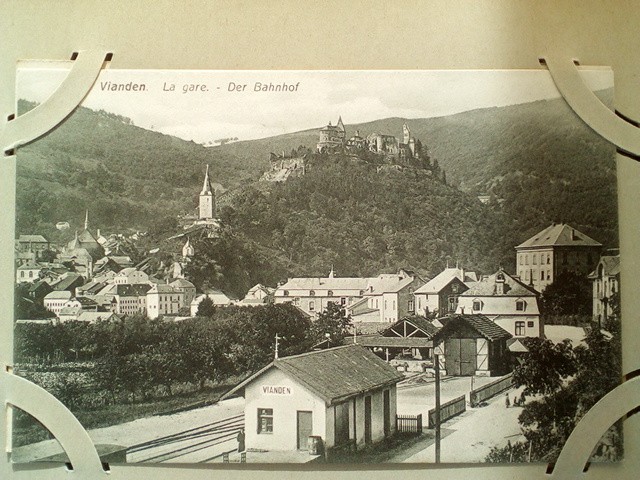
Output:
[
  {"left": 196, "top": 296, "right": 216, "bottom": 317},
  {"left": 539, "top": 271, "right": 592, "bottom": 316},
  {"left": 513, "top": 337, "right": 577, "bottom": 396},
  {"left": 310, "top": 302, "right": 352, "bottom": 345},
  {"left": 489, "top": 324, "right": 621, "bottom": 462}
]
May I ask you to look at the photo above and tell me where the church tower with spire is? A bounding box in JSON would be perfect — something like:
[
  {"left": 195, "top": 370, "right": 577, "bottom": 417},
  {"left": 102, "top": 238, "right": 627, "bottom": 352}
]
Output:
[{"left": 199, "top": 165, "right": 216, "bottom": 220}]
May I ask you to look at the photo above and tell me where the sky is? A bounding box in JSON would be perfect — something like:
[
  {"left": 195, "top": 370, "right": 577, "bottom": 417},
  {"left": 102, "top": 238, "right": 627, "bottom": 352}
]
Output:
[{"left": 17, "top": 63, "right": 613, "bottom": 144}]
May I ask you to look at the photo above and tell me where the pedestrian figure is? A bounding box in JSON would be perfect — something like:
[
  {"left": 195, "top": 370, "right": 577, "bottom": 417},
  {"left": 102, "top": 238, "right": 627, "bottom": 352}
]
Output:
[
  {"left": 513, "top": 395, "right": 519, "bottom": 407},
  {"left": 505, "top": 393, "right": 510, "bottom": 408},
  {"left": 520, "top": 392, "right": 526, "bottom": 405},
  {"left": 237, "top": 429, "right": 245, "bottom": 453}
]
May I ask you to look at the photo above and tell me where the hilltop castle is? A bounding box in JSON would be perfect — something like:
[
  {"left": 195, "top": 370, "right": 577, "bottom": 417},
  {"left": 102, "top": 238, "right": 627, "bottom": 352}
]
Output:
[{"left": 316, "top": 116, "right": 424, "bottom": 165}]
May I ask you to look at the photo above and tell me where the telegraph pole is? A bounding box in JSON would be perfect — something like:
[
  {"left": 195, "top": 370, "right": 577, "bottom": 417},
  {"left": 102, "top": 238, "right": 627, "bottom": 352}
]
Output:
[{"left": 434, "top": 353, "right": 441, "bottom": 463}]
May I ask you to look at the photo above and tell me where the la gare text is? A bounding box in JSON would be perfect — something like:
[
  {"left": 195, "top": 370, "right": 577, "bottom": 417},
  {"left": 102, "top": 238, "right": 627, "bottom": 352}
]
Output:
[{"left": 99, "top": 81, "right": 301, "bottom": 94}]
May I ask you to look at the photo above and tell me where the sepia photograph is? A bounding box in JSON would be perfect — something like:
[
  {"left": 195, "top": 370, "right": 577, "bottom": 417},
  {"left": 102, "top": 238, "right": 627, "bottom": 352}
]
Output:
[{"left": 10, "top": 67, "right": 620, "bottom": 465}]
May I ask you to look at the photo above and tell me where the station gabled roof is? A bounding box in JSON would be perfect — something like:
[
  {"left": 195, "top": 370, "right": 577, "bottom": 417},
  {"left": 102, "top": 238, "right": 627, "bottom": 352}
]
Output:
[
  {"left": 221, "top": 344, "right": 404, "bottom": 406},
  {"left": 432, "top": 314, "right": 512, "bottom": 344}
]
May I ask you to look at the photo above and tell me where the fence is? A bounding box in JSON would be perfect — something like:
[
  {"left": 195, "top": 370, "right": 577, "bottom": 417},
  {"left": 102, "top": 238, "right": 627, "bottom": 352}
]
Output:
[
  {"left": 427, "top": 395, "right": 466, "bottom": 429},
  {"left": 469, "top": 373, "right": 514, "bottom": 407},
  {"left": 396, "top": 414, "right": 423, "bottom": 434}
]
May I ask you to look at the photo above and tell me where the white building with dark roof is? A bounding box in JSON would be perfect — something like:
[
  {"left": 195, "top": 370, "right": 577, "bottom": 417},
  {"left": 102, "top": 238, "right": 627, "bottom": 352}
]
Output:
[
  {"left": 515, "top": 223, "right": 602, "bottom": 292},
  {"left": 147, "top": 284, "right": 184, "bottom": 319},
  {"left": 43, "top": 290, "right": 73, "bottom": 315},
  {"left": 456, "top": 269, "right": 541, "bottom": 338},
  {"left": 16, "top": 261, "right": 42, "bottom": 284},
  {"left": 190, "top": 290, "right": 234, "bottom": 316},
  {"left": 222, "top": 344, "right": 403, "bottom": 453},
  {"left": 413, "top": 266, "right": 477, "bottom": 317}
]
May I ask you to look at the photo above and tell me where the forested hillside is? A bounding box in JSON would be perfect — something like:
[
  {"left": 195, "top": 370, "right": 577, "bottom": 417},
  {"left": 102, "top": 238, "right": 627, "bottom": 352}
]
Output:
[{"left": 15, "top": 92, "right": 618, "bottom": 287}]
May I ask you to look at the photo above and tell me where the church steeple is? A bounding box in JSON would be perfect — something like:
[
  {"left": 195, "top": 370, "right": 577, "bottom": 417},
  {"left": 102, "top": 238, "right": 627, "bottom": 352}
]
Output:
[
  {"left": 84, "top": 210, "right": 89, "bottom": 230},
  {"left": 201, "top": 164, "right": 213, "bottom": 195},
  {"left": 199, "top": 165, "right": 215, "bottom": 220}
]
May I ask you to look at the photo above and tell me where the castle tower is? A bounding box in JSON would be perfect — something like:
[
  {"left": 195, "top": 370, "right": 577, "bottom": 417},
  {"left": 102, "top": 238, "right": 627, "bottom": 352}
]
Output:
[
  {"left": 199, "top": 165, "right": 215, "bottom": 220},
  {"left": 402, "top": 124, "right": 411, "bottom": 145}
]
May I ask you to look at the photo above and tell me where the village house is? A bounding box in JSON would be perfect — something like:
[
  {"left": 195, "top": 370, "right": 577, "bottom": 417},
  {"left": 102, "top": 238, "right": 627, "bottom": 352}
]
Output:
[
  {"left": 169, "top": 278, "right": 197, "bottom": 307},
  {"left": 15, "top": 234, "right": 50, "bottom": 260},
  {"left": 432, "top": 314, "right": 512, "bottom": 377},
  {"left": 588, "top": 254, "right": 620, "bottom": 324},
  {"left": 110, "top": 284, "right": 151, "bottom": 316},
  {"left": 16, "top": 261, "right": 42, "bottom": 284},
  {"left": 43, "top": 290, "right": 73, "bottom": 315},
  {"left": 190, "top": 289, "right": 235, "bottom": 315},
  {"left": 222, "top": 344, "right": 404, "bottom": 454},
  {"left": 238, "top": 283, "right": 275, "bottom": 307},
  {"left": 413, "top": 265, "right": 477, "bottom": 317},
  {"left": 146, "top": 284, "right": 184, "bottom": 319},
  {"left": 456, "top": 269, "right": 542, "bottom": 338},
  {"left": 113, "top": 267, "right": 150, "bottom": 285},
  {"left": 49, "top": 272, "right": 85, "bottom": 294},
  {"left": 346, "top": 270, "right": 425, "bottom": 323},
  {"left": 515, "top": 223, "right": 602, "bottom": 292}
]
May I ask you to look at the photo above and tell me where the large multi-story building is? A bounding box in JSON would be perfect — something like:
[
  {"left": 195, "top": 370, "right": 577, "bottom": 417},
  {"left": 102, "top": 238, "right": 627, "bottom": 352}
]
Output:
[
  {"left": 274, "top": 269, "right": 423, "bottom": 323},
  {"left": 515, "top": 223, "right": 602, "bottom": 292},
  {"left": 147, "top": 284, "right": 184, "bottom": 319}
]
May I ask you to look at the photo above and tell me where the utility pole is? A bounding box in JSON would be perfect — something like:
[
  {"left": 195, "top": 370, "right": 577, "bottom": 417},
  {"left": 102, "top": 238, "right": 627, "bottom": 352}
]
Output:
[
  {"left": 434, "top": 353, "right": 441, "bottom": 463},
  {"left": 274, "top": 333, "right": 281, "bottom": 359}
]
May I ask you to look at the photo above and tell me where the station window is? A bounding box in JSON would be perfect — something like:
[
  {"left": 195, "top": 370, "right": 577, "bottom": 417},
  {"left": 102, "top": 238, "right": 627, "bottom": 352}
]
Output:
[
  {"left": 309, "top": 290, "right": 316, "bottom": 297},
  {"left": 515, "top": 321, "right": 525, "bottom": 336},
  {"left": 516, "top": 300, "right": 525, "bottom": 311},
  {"left": 473, "top": 300, "right": 482, "bottom": 311},
  {"left": 328, "top": 290, "right": 333, "bottom": 297},
  {"left": 257, "top": 408, "right": 273, "bottom": 434},
  {"left": 309, "top": 301, "right": 315, "bottom": 312},
  {"left": 527, "top": 321, "right": 535, "bottom": 328}
]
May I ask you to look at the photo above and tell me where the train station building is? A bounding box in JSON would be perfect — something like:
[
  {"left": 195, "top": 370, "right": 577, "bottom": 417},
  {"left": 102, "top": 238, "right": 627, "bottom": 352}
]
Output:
[{"left": 222, "top": 344, "right": 404, "bottom": 454}]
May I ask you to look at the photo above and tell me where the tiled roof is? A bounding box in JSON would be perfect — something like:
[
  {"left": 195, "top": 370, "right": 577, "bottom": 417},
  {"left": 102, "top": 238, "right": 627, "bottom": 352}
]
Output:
[
  {"left": 279, "top": 271, "right": 416, "bottom": 295},
  {"left": 433, "top": 314, "right": 512, "bottom": 342},
  {"left": 170, "top": 278, "right": 196, "bottom": 288},
  {"left": 516, "top": 223, "right": 602, "bottom": 249},
  {"left": 51, "top": 273, "right": 83, "bottom": 291},
  {"left": 386, "top": 317, "right": 439, "bottom": 338},
  {"left": 414, "top": 267, "right": 475, "bottom": 294},
  {"left": 44, "top": 290, "right": 73, "bottom": 300},
  {"left": 351, "top": 322, "right": 390, "bottom": 335},
  {"left": 461, "top": 270, "right": 537, "bottom": 297},
  {"left": 77, "top": 312, "right": 121, "bottom": 323},
  {"left": 354, "top": 334, "right": 433, "bottom": 348},
  {"left": 18, "top": 235, "right": 48, "bottom": 243},
  {"left": 147, "top": 284, "right": 178, "bottom": 294},
  {"left": 115, "top": 284, "right": 152, "bottom": 297},
  {"left": 223, "top": 345, "right": 403, "bottom": 405},
  {"left": 588, "top": 255, "right": 620, "bottom": 278}
]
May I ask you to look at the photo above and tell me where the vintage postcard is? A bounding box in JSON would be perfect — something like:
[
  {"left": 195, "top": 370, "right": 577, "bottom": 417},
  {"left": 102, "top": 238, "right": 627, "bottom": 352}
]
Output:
[{"left": 11, "top": 66, "right": 620, "bottom": 465}]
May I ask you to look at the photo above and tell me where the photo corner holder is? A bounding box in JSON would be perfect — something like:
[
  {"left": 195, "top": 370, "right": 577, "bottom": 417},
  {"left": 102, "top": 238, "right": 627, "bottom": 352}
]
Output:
[
  {"left": 2, "top": 49, "right": 112, "bottom": 476},
  {"left": 540, "top": 55, "right": 640, "bottom": 158},
  {"left": 2, "top": 371, "right": 105, "bottom": 475},
  {"left": 1, "top": 50, "right": 112, "bottom": 155}
]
